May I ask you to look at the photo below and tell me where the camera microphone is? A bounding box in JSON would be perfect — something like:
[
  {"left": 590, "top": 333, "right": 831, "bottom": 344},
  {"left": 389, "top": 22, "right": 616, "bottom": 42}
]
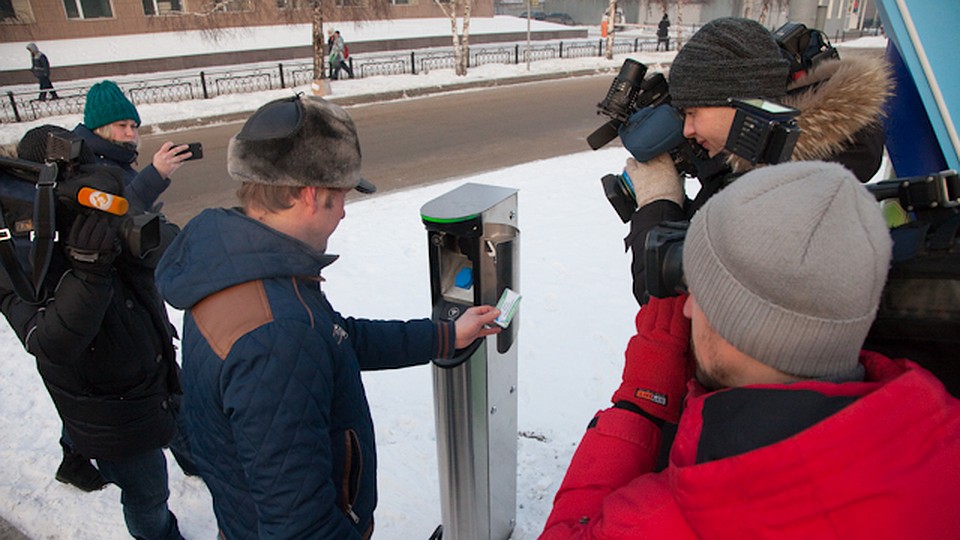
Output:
[{"left": 76, "top": 187, "right": 129, "bottom": 216}]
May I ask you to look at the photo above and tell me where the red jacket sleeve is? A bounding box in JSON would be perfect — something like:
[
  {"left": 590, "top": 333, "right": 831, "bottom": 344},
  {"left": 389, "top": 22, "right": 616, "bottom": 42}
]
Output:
[{"left": 540, "top": 408, "right": 695, "bottom": 539}]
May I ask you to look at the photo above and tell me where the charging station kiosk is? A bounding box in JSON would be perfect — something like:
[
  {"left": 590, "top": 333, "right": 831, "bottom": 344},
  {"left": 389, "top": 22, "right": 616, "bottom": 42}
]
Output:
[{"left": 421, "top": 183, "right": 519, "bottom": 540}]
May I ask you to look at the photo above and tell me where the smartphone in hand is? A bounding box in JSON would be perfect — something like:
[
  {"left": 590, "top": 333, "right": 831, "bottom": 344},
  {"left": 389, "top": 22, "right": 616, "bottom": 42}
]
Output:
[{"left": 175, "top": 142, "right": 203, "bottom": 161}]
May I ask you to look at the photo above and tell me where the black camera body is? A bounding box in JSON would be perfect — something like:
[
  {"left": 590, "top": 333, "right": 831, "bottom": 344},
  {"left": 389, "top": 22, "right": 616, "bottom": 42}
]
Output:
[
  {"left": 590, "top": 60, "right": 801, "bottom": 224},
  {"left": 590, "top": 60, "right": 706, "bottom": 223},
  {"left": 588, "top": 59, "right": 671, "bottom": 151},
  {"left": 726, "top": 98, "right": 801, "bottom": 165},
  {"left": 644, "top": 221, "right": 689, "bottom": 298},
  {"left": 0, "top": 130, "right": 161, "bottom": 302}
]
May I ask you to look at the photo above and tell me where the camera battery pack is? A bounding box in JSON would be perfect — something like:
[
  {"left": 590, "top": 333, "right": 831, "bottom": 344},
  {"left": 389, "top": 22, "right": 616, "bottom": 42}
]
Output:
[{"left": 494, "top": 288, "right": 521, "bottom": 328}]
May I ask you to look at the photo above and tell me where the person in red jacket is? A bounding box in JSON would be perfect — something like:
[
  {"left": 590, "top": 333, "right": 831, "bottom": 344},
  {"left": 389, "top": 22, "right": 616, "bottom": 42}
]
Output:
[{"left": 540, "top": 161, "right": 960, "bottom": 540}]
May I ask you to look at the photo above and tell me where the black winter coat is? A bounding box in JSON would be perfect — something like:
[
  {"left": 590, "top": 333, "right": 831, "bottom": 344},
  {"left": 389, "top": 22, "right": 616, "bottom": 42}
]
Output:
[
  {"left": 30, "top": 53, "right": 50, "bottom": 79},
  {"left": 0, "top": 208, "right": 182, "bottom": 459}
]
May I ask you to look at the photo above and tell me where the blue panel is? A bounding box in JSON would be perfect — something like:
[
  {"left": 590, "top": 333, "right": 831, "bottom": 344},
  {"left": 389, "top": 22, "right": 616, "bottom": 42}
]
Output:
[
  {"left": 882, "top": 43, "right": 947, "bottom": 176},
  {"left": 877, "top": 0, "right": 960, "bottom": 171}
]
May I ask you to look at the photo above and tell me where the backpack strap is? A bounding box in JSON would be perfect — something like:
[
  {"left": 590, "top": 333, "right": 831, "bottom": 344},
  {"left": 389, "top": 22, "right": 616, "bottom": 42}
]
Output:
[
  {"left": 31, "top": 163, "right": 58, "bottom": 294},
  {"left": 0, "top": 203, "right": 41, "bottom": 303},
  {"left": 0, "top": 162, "right": 58, "bottom": 304}
]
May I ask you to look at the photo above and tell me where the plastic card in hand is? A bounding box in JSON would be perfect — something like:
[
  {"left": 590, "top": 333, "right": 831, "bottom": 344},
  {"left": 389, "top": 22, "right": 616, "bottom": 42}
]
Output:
[{"left": 494, "top": 288, "right": 521, "bottom": 328}]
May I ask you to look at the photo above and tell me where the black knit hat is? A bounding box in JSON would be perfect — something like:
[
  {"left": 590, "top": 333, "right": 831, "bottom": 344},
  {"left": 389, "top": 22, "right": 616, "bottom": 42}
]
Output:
[
  {"left": 669, "top": 18, "right": 790, "bottom": 109},
  {"left": 17, "top": 125, "right": 96, "bottom": 164}
]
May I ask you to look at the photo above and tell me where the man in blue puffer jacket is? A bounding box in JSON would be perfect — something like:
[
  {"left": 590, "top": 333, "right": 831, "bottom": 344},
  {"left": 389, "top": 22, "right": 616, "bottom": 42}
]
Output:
[{"left": 156, "top": 94, "right": 500, "bottom": 539}]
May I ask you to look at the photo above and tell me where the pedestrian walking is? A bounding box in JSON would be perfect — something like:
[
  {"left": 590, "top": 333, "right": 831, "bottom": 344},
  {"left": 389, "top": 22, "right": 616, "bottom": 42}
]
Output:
[
  {"left": 656, "top": 14, "right": 671, "bottom": 51},
  {"left": 26, "top": 43, "right": 59, "bottom": 101},
  {"left": 328, "top": 30, "right": 354, "bottom": 80}
]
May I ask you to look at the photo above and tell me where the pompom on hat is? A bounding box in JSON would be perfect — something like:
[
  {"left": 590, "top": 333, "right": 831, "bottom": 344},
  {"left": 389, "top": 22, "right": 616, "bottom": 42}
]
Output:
[
  {"left": 228, "top": 94, "right": 375, "bottom": 194},
  {"left": 669, "top": 17, "right": 790, "bottom": 109},
  {"left": 83, "top": 80, "right": 141, "bottom": 130},
  {"left": 683, "top": 161, "right": 892, "bottom": 380}
]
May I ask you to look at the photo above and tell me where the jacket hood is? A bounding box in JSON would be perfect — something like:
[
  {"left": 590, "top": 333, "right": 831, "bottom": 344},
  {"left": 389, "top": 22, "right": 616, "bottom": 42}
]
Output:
[
  {"left": 156, "top": 208, "right": 338, "bottom": 310},
  {"left": 727, "top": 53, "right": 892, "bottom": 173},
  {"left": 669, "top": 352, "right": 959, "bottom": 537}
]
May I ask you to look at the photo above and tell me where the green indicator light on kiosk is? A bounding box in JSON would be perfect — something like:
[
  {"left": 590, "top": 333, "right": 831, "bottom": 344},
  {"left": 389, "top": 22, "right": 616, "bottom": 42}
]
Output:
[{"left": 421, "top": 213, "right": 480, "bottom": 224}]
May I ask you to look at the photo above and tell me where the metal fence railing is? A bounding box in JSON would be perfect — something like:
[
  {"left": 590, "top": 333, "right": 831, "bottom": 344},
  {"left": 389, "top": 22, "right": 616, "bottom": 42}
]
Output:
[{"left": 1, "top": 26, "right": 882, "bottom": 124}]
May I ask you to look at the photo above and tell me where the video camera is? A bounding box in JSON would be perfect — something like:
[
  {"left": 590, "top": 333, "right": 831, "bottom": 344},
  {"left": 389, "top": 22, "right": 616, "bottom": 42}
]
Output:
[
  {"left": 588, "top": 60, "right": 705, "bottom": 223},
  {"left": 644, "top": 170, "right": 960, "bottom": 299},
  {"left": 616, "top": 22, "right": 845, "bottom": 300},
  {"left": 0, "top": 129, "right": 160, "bottom": 303},
  {"left": 589, "top": 59, "right": 802, "bottom": 223}
]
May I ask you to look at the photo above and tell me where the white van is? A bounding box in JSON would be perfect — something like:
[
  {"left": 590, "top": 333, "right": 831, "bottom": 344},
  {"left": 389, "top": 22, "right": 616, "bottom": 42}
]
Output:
[{"left": 603, "top": 6, "right": 625, "bottom": 31}]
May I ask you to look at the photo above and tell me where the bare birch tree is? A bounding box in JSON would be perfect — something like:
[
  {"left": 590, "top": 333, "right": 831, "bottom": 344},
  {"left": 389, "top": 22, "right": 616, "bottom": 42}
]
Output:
[
  {"left": 434, "top": 0, "right": 473, "bottom": 76},
  {"left": 758, "top": 0, "right": 772, "bottom": 25},
  {"left": 311, "top": 0, "right": 327, "bottom": 90},
  {"left": 675, "top": 0, "right": 684, "bottom": 50},
  {"left": 604, "top": 0, "right": 618, "bottom": 60}
]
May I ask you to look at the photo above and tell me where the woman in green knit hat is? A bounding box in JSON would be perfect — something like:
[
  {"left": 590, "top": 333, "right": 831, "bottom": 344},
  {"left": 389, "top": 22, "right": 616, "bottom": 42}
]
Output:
[{"left": 73, "top": 80, "right": 196, "bottom": 214}]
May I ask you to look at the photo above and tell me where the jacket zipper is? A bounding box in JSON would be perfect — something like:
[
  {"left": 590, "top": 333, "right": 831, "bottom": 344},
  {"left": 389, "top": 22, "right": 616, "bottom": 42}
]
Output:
[{"left": 341, "top": 429, "right": 362, "bottom": 524}]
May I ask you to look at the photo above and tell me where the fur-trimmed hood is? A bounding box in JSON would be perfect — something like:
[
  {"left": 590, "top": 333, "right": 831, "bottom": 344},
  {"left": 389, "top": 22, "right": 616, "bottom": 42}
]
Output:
[{"left": 727, "top": 53, "right": 892, "bottom": 173}]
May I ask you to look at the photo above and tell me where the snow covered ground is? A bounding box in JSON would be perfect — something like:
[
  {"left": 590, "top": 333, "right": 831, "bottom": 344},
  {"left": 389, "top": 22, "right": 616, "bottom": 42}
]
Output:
[{"left": 0, "top": 19, "right": 887, "bottom": 539}]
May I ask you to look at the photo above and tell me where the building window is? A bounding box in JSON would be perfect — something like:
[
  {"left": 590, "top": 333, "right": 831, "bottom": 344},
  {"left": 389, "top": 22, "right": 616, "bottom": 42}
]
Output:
[
  {"left": 1, "top": 0, "right": 17, "bottom": 20},
  {"left": 142, "top": 0, "right": 182, "bottom": 15},
  {"left": 335, "top": 0, "right": 360, "bottom": 6},
  {"left": 390, "top": 0, "right": 409, "bottom": 4},
  {"left": 63, "top": 0, "right": 113, "bottom": 18},
  {"left": 212, "top": 0, "right": 250, "bottom": 11},
  {"left": 276, "top": 0, "right": 307, "bottom": 9}
]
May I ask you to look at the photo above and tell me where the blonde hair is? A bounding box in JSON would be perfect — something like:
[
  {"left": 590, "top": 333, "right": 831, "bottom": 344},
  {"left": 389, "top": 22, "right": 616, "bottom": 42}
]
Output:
[
  {"left": 237, "top": 183, "right": 304, "bottom": 214},
  {"left": 93, "top": 124, "right": 117, "bottom": 143}
]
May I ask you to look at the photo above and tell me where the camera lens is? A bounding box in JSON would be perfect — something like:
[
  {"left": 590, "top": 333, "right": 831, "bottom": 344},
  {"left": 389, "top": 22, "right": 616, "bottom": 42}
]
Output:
[
  {"left": 598, "top": 59, "right": 647, "bottom": 122},
  {"left": 617, "top": 58, "right": 647, "bottom": 86}
]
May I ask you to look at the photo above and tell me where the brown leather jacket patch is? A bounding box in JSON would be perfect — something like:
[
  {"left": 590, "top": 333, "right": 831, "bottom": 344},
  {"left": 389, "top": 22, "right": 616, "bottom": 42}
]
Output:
[{"left": 192, "top": 280, "right": 273, "bottom": 360}]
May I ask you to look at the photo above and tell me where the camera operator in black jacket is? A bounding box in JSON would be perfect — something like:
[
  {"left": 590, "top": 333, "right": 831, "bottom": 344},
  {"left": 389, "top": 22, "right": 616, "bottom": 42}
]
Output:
[
  {"left": 0, "top": 126, "right": 190, "bottom": 540},
  {"left": 625, "top": 17, "right": 891, "bottom": 305}
]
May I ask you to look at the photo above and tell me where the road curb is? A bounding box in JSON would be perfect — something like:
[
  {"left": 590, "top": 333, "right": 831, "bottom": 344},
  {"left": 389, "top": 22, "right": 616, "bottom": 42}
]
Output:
[
  {"left": 143, "top": 66, "right": 622, "bottom": 135},
  {"left": 0, "top": 516, "right": 30, "bottom": 540}
]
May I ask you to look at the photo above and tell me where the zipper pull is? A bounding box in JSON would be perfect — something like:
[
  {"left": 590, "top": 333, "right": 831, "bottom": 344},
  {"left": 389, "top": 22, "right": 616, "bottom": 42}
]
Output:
[{"left": 346, "top": 504, "right": 359, "bottom": 524}]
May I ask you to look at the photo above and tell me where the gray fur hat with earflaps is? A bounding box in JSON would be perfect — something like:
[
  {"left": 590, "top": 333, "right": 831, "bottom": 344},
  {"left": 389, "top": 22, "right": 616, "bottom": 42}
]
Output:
[{"left": 228, "top": 94, "right": 376, "bottom": 194}]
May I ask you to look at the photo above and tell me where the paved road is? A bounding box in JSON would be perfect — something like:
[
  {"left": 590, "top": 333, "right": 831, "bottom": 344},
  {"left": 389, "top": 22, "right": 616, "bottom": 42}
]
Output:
[{"left": 140, "top": 74, "right": 620, "bottom": 225}]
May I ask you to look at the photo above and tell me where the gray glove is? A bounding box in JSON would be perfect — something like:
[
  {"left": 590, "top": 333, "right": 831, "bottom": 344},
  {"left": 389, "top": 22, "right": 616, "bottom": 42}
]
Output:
[{"left": 623, "top": 153, "right": 683, "bottom": 207}]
